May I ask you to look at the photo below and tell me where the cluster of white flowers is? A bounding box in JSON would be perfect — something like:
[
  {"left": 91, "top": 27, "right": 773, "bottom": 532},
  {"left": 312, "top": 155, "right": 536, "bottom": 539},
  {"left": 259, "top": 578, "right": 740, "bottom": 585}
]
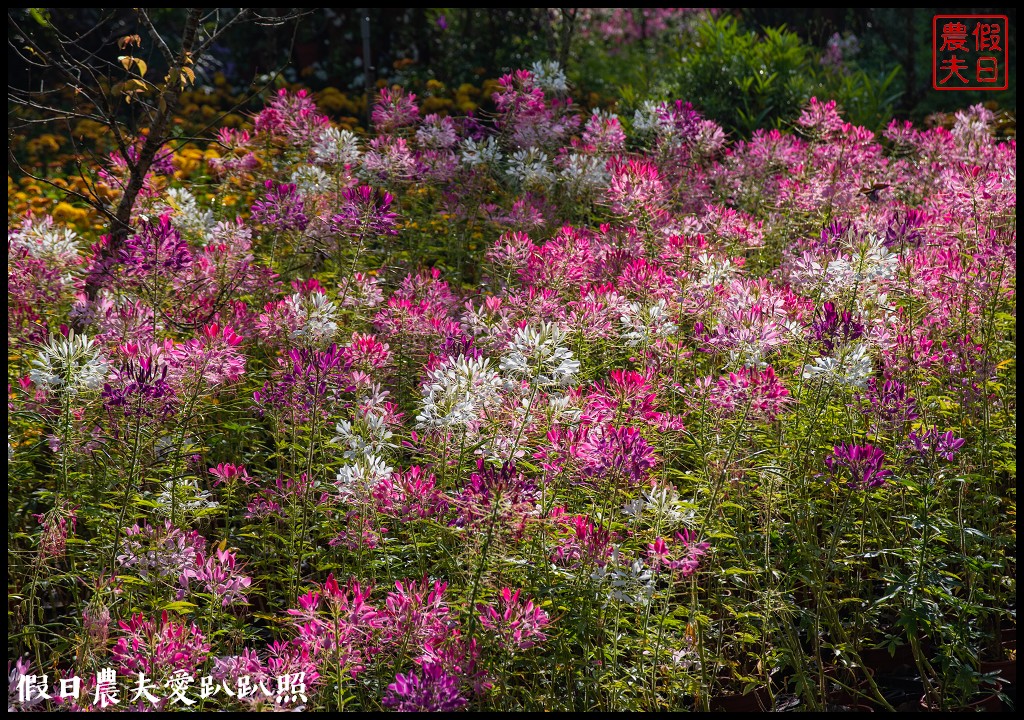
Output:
[
  {"left": 155, "top": 477, "right": 219, "bottom": 516},
  {"left": 695, "top": 253, "right": 737, "bottom": 287},
  {"left": 460, "top": 136, "right": 503, "bottom": 167},
  {"left": 290, "top": 165, "right": 332, "bottom": 196},
  {"left": 826, "top": 234, "right": 899, "bottom": 287},
  {"left": 335, "top": 454, "right": 394, "bottom": 501},
  {"left": 416, "top": 355, "right": 503, "bottom": 430},
  {"left": 591, "top": 547, "right": 655, "bottom": 605},
  {"left": 801, "top": 342, "right": 873, "bottom": 389},
  {"left": 9, "top": 214, "right": 80, "bottom": 260},
  {"left": 164, "top": 187, "right": 215, "bottom": 240},
  {"left": 500, "top": 322, "right": 580, "bottom": 389},
  {"left": 311, "top": 126, "right": 362, "bottom": 167},
  {"left": 623, "top": 484, "right": 698, "bottom": 527},
  {"left": 506, "top": 148, "right": 555, "bottom": 190},
  {"left": 619, "top": 299, "right": 678, "bottom": 347},
  {"left": 333, "top": 408, "right": 396, "bottom": 463},
  {"left": 287, "top": 293, "right": 339, "bottom": 346},
  {"left": 30, "top": 330, "right": 108, "bottom": 396},
  {"left": 530, "top": 59, "right": 569, "bottom": 94},
  {"left": 559, "top": 153, "right": 609, "bottom": 197}
]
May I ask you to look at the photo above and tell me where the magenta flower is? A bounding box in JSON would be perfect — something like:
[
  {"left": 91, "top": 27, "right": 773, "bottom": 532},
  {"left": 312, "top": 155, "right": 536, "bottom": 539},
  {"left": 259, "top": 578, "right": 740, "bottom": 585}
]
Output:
[
  {"left": 111, "top": 611, "right": 210, "bottom": 677},
  {"left": 825, "top": 442, "right": 890, "bottom": 489},
  {"left": 383, "top": 662, "right": 467, "bottom": 712},
  {"left": 373, "top": 466, "right": 449, "bottom": 521},
  {"left": 551, "top": 514, "right": 613, "bottom": 568},
  {"left": 381, "top": 577, "right": 451, "bottom": 651},
  {"left": 331, "top": 185, "right": 399, "bottom": 238},
  {"left": 648, "top": 533, "right": 710, "bottom": 577},
  {"left": 180, "top": 547, "right": 253, "bottom": 607},
  {"left": 209, "top": 463, "right": 254, "bottom": 487},
  {"left": 577, "top": 424, "right": 658, "bottom": 486},
  {"left": 907, "top": 428, "right": 966, "bottom": 462},
  {"left": 251, "top": 180, "right": 308, "bottom": 232},
  {"left": 671, "top": 530, "right": 711, "bottom": 577},
  {"left": 371, "top": 87, "right": 419, "bottom": 133},
  {"left": 456, "top": 460, "right": 537, "bottom": 527},
  {"left": 477, "top": 587, "right": 550, "bottom": 652},
  {"left": 33, "top": 501, "right": 77, "bottom": 560},
  {"left": 286, "top": 574, "right": 383, "bottom": 678}
]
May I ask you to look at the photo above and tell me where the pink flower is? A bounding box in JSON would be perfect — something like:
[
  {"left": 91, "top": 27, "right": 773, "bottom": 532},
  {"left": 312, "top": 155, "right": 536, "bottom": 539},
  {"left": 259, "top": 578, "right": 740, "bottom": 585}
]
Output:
[
  {"left": 209, "top": 463, "right": 253, "bottom": 487},
  {"left": 112, "top": 611, "right": 210, "bottom": 677},
  {"left": 477, "top": 588, "right": 550, "bottom": 651}
]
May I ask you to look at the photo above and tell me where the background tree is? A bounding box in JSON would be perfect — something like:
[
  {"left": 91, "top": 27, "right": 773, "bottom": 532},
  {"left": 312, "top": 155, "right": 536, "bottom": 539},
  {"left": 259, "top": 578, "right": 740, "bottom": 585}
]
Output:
[{"left": 8, "top": 8, "right": 308, "bottom": 297}]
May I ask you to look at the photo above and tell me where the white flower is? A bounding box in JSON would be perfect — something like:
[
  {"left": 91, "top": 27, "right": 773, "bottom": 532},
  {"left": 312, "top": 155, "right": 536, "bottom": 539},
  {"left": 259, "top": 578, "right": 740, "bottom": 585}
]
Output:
[
  {"left": 592, "top": 548, "right": 655, "bottom": 605},
  {"left": 460, "top": 136, "right": 503, "bottom": 167},
  {"left": 620, "top": 299, "right": 678, "bottom": 347},
  {"left": 30, "top": 330, "right": 108, "bottom": 395},
  {"left": 547, "top": 393, "right": 582, "bottom": 425},
  {"left": 642, "top": 485, "right": 698, "bottom": 526},
  {"left": 165, "top": 187, "right": 214, "bottom": 239},
  {"left": 335, "top": 454, "right": 393, "bottom": 501},
  {"left": 632, "top": 100, "right": 663, "bottom": 136},
  {"left": 155, "top": 477, "right": 219, "bottom": 516},
  {"left": 801, "top": 342, "right": 873, "bottom": 388},
  {"left": 500, "top": 323, "right": 580, "bottom": 389},
  {"left": 530, "top": 60, "right": 569, "bottom": 94},
  {"left": 696, "top": 253, "right": 737, "bottom": 287},
  {"left": 312, "top": 126, "right": 362, "bottom": 167},
  {"left": 416, "top": 355, "right": 503, "bottom": 430},
  {"left": 9, "top": 214, "right": 79, "bottom": 260},
  {"left": 333, "top": 406, "right": 396, "bottom": 462},
  {"left": 506, "top": 148, "right": 555, "bottom": 190},
  {"left": 288, "top": 293, "right": 338, "bottom": 345},
  {"left": 559, "top": 153, "right": 609, "bottom": 197},
  {"left": 290, "top": 165, "right": 331, "bottom": 196}
]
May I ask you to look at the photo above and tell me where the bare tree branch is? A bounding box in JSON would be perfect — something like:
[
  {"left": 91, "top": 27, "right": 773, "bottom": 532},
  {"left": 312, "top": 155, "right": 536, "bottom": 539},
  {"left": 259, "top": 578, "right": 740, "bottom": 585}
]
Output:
[{"left": 137, "top": 9, "right": 175, "bottom": 66}]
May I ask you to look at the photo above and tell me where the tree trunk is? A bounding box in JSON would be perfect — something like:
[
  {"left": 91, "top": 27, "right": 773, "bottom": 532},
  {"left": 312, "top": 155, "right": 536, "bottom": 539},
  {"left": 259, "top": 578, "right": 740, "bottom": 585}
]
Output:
[{"left": 85, "top": 8, "right": 202, "bottom": 300}]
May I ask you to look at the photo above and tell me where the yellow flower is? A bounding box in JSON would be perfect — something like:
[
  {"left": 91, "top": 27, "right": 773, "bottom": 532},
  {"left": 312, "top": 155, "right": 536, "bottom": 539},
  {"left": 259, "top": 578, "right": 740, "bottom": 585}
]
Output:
[{"left": 51, "top": 201, "right": 79, "bottom": 222}]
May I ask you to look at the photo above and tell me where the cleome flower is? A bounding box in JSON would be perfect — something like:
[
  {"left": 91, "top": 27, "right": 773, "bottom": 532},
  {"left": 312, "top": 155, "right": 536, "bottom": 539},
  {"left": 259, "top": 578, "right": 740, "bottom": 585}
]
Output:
[
  {"left": 801, "top": 342, "right": 873, "bottom": 389},
  {"left": 416, "top": 355, "right": 503, "bottom": 431},
  {"left": 500, "top": 322, "right": 580, "bottom": 389},
  {"left": 30, "top": 329, "right": 108, "bottom": 395}
]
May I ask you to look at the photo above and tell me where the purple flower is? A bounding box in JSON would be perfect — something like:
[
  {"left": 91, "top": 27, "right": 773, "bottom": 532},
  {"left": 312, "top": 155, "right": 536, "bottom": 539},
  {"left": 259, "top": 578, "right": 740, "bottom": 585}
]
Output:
[
  {"left": 825, "top": 443, "right": 890, "bottom": 490},
  {"left": 577, "top": 424, "right": 658, "bottom": 486},
  {"left": 811, "top": 302, "right": 865, "bottom": 354},
  {"left": 331, "top": 185, "right": 399, "bottom": 237},
  {"left": 382, "top": 663, "right": 467, "bottom": 712},
  {"left": 907, "top": 428, "right": 966, "bottom": 462},
  {"left": 119, "top": 214, "right": 193, "bottom": 276},
  {"left": 861, "top": 377, "right": 918, "bottom": 429},
  {"left": 251, "top": 181, "right": 308, "bottom": 232}
]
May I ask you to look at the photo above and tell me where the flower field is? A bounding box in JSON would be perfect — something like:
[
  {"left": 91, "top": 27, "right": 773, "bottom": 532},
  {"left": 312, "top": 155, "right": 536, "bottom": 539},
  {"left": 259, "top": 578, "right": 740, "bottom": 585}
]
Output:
[{"left": 8, "top": 59, "right": 1016, "bottom": 711}]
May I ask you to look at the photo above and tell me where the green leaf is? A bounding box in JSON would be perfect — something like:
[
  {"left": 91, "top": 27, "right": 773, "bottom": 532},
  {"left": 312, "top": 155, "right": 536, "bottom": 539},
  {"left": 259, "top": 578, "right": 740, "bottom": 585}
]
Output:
[
  {"left": 28, "top": 8, "right": 51, "bottom": 27},
  {"left": 161, "top": 600, "right": 198, "bottom": 613}
]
